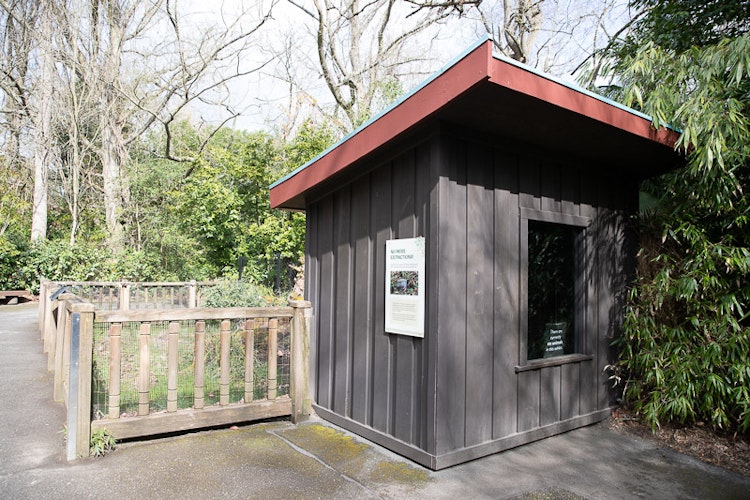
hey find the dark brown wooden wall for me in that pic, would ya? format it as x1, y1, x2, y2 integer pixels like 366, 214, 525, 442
305, 124, 637, 462
305, 138, 437, 452
433, 132, 636, 457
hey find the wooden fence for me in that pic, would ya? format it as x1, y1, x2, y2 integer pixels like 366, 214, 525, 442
38, 281, 312, 460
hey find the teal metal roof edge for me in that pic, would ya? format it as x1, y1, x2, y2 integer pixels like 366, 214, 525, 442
489, 49, 679, 132
269, 35, 492, 190
490, 50, 655, 121
270, 35, 678, 191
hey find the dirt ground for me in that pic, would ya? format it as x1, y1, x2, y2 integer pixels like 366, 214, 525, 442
607, 407, 750, 477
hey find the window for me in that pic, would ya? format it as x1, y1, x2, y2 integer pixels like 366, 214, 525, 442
520, 209, 589, 364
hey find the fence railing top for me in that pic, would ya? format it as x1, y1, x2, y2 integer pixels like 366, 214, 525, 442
94, 306, 298, 323
44, 280, 217, 287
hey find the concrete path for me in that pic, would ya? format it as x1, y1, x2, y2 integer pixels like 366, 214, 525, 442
1, 302, 748, 499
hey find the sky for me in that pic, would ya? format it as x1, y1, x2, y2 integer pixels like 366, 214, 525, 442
179, 0, 632, 134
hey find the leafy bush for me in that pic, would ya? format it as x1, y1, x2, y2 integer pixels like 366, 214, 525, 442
6, 240, 171, 293
201, 279, 279, 308
619, 216, 750, 433
0, 236, 27, 290
610, 35, 750, 434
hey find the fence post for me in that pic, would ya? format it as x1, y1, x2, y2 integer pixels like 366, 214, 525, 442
119, 283, 130, 310
188, 280, 197, 308
67, 302, 95, 460
47, 300, 58, 372
289, 300, 312, 424
39, 281, 47, 340
54, 295, 75, 403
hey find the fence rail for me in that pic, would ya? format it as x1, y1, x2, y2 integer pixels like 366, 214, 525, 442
38, 281, 312, 460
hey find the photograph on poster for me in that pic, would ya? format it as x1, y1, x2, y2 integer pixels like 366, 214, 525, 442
385, 237, 425, 337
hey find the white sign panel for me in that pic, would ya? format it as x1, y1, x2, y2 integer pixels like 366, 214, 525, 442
385, 237, 425, 337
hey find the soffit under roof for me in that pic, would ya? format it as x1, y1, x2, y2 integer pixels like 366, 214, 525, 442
270, 39, 682, 210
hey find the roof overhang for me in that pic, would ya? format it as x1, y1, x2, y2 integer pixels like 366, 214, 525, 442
270, 38, 683, 210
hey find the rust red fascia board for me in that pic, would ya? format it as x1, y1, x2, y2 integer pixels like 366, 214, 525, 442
486, 53, 680, 148
269, 39, 495, 210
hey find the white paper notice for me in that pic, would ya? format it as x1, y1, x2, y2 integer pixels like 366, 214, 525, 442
385, 237, 425, 337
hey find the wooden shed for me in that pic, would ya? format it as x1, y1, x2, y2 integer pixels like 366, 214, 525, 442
270, 38, 682, 470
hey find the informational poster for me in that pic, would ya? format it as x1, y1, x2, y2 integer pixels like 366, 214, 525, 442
385, 237, 425, 337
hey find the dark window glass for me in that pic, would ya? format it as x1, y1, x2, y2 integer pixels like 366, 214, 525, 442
527, 220, 580, 360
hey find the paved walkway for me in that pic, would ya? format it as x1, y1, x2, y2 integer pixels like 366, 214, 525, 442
1, 302, 749, 499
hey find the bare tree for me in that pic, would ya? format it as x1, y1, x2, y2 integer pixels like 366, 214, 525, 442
0, 0, 37, 238
285, 0, 464, 132
1, 0, 276, 249
470, 0, 633, 75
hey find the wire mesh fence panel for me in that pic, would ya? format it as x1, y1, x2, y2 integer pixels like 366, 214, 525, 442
91, 322, 110, 419
229, 319, 247, 404
147, 321, 170, 413
119, 322, 141, 417
177, 320, 196, 410
277, 318, 291, 398
254, 320, 269, 400
90, 310, 295, 427
203, 319, 222, 407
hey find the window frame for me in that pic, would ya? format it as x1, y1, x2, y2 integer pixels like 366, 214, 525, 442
517, 207, 592, 369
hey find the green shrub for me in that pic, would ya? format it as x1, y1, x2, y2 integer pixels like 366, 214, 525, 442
618, 216, 750, 434
201, 279, 278, 308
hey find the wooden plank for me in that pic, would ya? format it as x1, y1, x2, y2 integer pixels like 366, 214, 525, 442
518, 157, 541, 209
95, 306, 293, 323
493, 147, 520, 439
540, 365, 561, 426
306, 203, 320, 402
436, 137, 467, 453
465, 143, 494, 447
371, 163, 393, 433
561, 166, 580, 216
579, 175, 598, 414
350, 176, 372, 424
333, 188, 352, 416
597, 183, 615, 411
290, 300, 313, 423
424, 135, 442, 454
92, 399, 292, 441
75, 308, 95, 458
540, 162, 562, 213
413, 140, 432, 450
392, 150, 418, 444
517, 370, 540, 431
316, 195, 335, 409
560, 362, 580, 420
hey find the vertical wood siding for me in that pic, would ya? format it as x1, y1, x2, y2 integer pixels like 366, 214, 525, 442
306, 139, 435, 449
433, 132, 634, 448
305, 126, 635, 463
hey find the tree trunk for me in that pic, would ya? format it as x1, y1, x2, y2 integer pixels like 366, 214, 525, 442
30, 2, 54, 243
